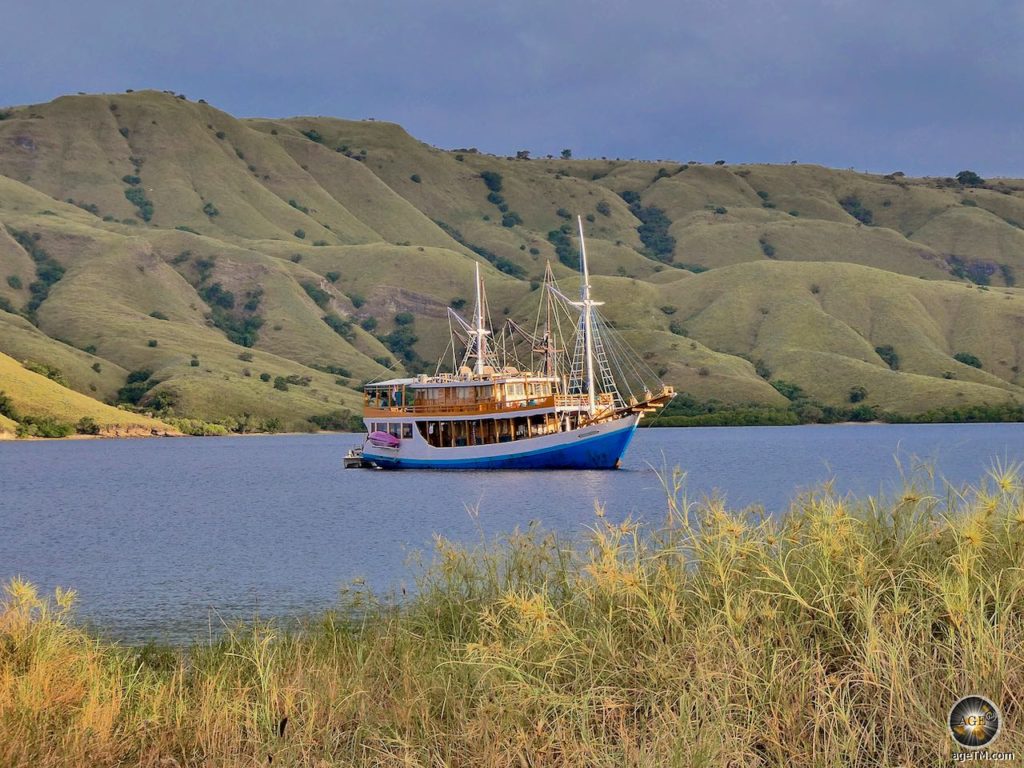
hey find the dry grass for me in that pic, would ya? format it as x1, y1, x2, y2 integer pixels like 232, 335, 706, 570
4, 469, 1024, 765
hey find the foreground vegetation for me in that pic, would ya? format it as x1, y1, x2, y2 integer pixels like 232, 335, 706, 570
4, 469, 1024, 765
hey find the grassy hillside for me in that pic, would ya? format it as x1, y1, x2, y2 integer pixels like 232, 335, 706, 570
0, 351, 176, 437
1, 89, 1023, 432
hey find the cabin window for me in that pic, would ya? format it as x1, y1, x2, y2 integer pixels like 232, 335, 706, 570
457, 386, 473, 400
507, 383, 525, 398
478, 385, 493, 399
402, 423, 413, 439
388, 424, 401, 438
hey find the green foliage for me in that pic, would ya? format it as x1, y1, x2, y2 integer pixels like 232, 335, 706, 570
348, 292, 366, 308
668, 321, 687, 336
259, 372, 271, 382
326, 271, 341, 283
771, 380, 805, 401
75, 417, 100, 435
617, 191, 675, 262
200, 282, 235, 310
16, 416, 74, 438
956, 170, 984, 187
238, 351, 254, 362
394, 311, 415, 326
149, 310, 168, 320
501, 212, 522, 228
596, 200, 611, 217
294, 229, 306, 239
433, 220, 525, 278
202, 202, 219, 218
759, 237, 775, 258
124, 187, 154, 222
243, 289, 263, 312
547, 228, 578, 270
947, 255, 991, 285
659, 305, 677, 315
849, 385, 867, 403
288, 199, 309, 214
6, 275, 21, 289
410, 174, 421, 183
301, 129, 324, 143
875, 345, 899, 370
122, 175, 141, 186
214, 314, 264, 347
480, 171, 503, 193
117, 370, 156, 405
310, 363, 352, 377
360, 316, 377, 332
323, 313, 356, 340
0, 390, 17, 419
307, 410, 361, 431
273, 376, 289, 391
839, 195, 873, 225
7, 228, 65, 321
23, 360, 69, 387
147, 339, 158, 347
301, 281, 331, 309
381, 326, 419, 364
953, 352, 982, 369
754, 359, 771, 379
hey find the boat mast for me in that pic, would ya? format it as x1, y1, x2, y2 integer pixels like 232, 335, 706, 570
578, 216, 597, 416
473, 262, 488, 376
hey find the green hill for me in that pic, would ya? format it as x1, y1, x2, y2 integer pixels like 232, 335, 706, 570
1, 89, 1023, 432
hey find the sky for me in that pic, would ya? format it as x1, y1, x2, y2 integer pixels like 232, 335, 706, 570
3, 0, 1023, 177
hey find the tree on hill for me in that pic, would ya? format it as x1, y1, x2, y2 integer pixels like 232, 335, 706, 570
956, 170, 984, 187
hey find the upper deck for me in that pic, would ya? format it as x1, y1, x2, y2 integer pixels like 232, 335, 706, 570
363, 372, 612, 417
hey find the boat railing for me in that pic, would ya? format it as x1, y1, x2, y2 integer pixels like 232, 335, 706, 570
554, 393, 615, 409
365, 395, 558, 417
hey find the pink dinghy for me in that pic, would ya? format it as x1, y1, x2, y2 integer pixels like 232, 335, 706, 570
368, 431, 401, 449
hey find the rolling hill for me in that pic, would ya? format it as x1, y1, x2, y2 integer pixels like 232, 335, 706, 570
1, 89, 1023, 434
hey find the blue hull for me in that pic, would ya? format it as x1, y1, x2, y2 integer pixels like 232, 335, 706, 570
365, 422, 638, 470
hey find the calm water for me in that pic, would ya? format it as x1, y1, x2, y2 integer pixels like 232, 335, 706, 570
2, 424, 1022, 642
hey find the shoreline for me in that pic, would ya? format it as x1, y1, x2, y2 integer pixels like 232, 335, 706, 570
3, 418, 1019, 444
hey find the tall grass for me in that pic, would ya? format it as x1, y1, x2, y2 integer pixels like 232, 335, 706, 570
3, 467, 1024, 766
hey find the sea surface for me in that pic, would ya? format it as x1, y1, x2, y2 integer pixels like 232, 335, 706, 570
2, 423, 1023, 642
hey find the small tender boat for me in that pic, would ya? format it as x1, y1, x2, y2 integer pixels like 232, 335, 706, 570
350, 217, 674, 470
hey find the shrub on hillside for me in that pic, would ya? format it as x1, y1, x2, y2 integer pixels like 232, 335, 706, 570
480, 171, 503, 193
23, 361, 69, 387
839, 195, 873, 225
301, 281, 331, 309
954, 352, 983, 369
875, 345, 899, 370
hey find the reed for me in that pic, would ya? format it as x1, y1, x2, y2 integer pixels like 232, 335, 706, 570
3, 466, 1024, 766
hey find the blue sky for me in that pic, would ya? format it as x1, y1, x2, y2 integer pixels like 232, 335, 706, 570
4, 0, 1022, 176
